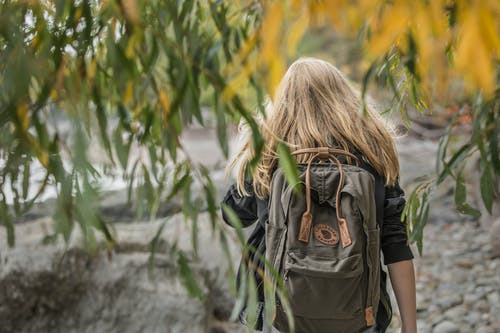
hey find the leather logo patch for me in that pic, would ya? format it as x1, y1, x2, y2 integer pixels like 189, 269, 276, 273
314, 224, 339, 246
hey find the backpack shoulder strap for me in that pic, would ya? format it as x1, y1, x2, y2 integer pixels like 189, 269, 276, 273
357, 156, 385, 227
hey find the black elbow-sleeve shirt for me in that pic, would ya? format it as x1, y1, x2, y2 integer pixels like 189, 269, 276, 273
381, 183, 414, 264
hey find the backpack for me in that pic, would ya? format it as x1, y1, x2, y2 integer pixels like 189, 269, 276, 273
265, 147, 381, 333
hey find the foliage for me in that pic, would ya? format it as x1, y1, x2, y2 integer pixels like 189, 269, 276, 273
0, 0, 264, 248
0, 0, 499, 330
246, 0, 500, 255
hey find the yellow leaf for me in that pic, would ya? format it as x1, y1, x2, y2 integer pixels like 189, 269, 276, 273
290, 0, 302, 12
124, 80, 134, 103
158, 90, 171, 124
222, 55, 258, 102
287, 12, 309, 56
308, 0, 327, 26
325, 0, 348, 32
267, 56, 285, 97
236, 32, 257, 62
455, 9, 495, 97
434, 61, 449, 100
223, 33, 257, 77
75, 7, 83, 21
367, 2, 410, 55
413, 2, 432, 78
125, 32, 141, 59
88, 58, 97, 80
31, 35, 39, 49
50, 89, 58, 101
428, 0, 448, 37
38, 151, 49, 168
121, 0, 140, 24
16, 102, 29, 130
478, 4, 500, 56
260, 2, 284, 62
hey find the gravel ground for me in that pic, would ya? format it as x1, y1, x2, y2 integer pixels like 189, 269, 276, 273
385, 136, 500, 333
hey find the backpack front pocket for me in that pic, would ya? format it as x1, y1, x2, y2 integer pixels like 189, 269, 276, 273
283, 252, 364, 319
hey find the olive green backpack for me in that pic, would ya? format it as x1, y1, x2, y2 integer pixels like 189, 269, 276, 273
265, 147, 381, 333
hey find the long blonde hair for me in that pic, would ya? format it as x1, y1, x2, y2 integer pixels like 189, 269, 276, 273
229, 57, 400, 198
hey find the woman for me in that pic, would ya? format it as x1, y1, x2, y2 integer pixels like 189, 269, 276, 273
222, 58, 417, 333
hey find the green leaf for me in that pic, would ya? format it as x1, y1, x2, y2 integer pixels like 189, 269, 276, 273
22, 160, 30, 200
113, 127, 132, 170
1, 201, 15, 247
436, 127, 451, 175
457, 203, 481, 218
246, 271, 258, 330
480, 163, 494, 214
230, 261, 248, 321
127, 159, 140, 203
455, 171, 481, 218
233, 98, 263, 169
190, 214, 199, 258
489, 107, 500, 175
416, 201, 428, 255
454, 171, 467, 208
148, 219, 168, 273
437, 143, 472, 184
93, 88, 114, 162
215, 94, 228, 158
177, 251, 204, 300
202, 177, 217, 229
277, 143, 300, 191
166, 171, 192, 201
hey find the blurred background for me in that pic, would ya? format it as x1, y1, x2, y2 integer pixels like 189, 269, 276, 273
0, 1, 499, 333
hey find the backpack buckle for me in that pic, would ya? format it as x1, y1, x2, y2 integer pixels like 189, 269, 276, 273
317, 147, 330, 159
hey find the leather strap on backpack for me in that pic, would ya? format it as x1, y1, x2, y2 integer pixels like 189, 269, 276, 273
291, 147, 358, 248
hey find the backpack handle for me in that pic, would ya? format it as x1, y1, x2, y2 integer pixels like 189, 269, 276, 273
294, 147, 353, 248
291, 147, 360, 166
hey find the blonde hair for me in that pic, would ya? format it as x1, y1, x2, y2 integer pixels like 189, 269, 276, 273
229, 57, 400, 198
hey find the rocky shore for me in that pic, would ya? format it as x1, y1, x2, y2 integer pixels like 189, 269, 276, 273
0, 128, 498, 333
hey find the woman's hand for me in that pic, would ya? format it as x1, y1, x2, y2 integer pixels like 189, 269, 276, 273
387, 259, 417, 333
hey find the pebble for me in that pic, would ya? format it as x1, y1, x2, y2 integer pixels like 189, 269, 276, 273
432, 320, 459, 333
454, 258, 475, 268
436, 295, 463, 311
476, 299, 490, 313
464, 292, 486, 305
465, 312, 481, 325
389, 220, 500, 332
442, 306, 465, 320
475, 327, 496, 333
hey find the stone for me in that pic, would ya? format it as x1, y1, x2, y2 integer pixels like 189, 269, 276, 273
476, 299, 490, 313
475, 327, 496, 333
464, 292, 486, 305
437, 295, 463, 311
487, 292, 499, 305
0, 213, 241, 333
454, 258, 475, 269
465, 312, 482, 325
417, 319, 433, 333
443, 306, 466, 320
490, 219, 500, 259
432, 320, 459, 333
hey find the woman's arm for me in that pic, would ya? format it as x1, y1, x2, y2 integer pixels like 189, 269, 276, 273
388, 259, 417, 333
221, 180, 258, 227
381, 182, 416, 333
